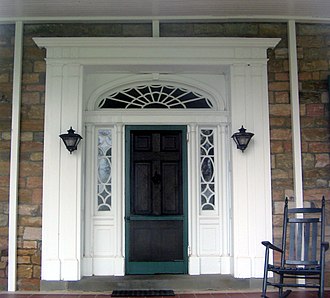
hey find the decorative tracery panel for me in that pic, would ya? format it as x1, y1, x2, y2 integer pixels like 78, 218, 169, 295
98, 84, 214, 109
200, 129, 216, 211
97, 129, 112, 211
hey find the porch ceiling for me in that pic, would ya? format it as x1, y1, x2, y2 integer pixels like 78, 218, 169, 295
0, 0, 329, 21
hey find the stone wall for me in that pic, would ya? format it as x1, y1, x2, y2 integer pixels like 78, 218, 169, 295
0, 21, 328, 291
297, 24, 330, 197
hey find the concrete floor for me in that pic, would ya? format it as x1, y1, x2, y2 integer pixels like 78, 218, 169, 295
0, 291, 328, 297
40, 275, 263, 293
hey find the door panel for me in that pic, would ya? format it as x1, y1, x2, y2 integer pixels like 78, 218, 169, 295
162, 162, 180, 214
125, 126, 187, 274
130, 220, 183, 262
133, 162, 152, 214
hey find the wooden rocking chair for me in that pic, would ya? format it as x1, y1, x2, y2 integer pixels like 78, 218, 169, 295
261, 196, 329, 298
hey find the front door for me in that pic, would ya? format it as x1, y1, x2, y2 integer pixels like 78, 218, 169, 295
125, 125, 188, 274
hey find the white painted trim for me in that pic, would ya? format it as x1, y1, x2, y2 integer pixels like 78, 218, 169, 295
84, 110, 229, 126
114, 123, 125, 276
86, 74, 226, 112
187, 124, 200, 275
34, 37, 279, 55
8, 21, 23, 292
152, 20, 160, 37
33, 37, 280, 71
1, 16, 330, 24
230, 63, 273, 278
288, 20, 303, 207
38, 37, 279, 279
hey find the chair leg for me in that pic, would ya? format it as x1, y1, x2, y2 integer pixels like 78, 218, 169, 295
281, 289, 292, 298
320, 273, 325, 298
261, 277, 268, 297
279, 274, 284, 297
261, 249, 270, 298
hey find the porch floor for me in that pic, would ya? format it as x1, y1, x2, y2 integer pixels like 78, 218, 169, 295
0, 290, 329, 297
1, 275, 328, 297
39, 275, 263, 293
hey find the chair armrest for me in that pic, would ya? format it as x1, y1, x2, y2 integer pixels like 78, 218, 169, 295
262, 241, 283, 253
321, 242, 329, 251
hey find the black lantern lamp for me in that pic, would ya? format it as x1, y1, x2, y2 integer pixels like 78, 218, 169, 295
59, 127, 83, 154
231, 126, 254, 152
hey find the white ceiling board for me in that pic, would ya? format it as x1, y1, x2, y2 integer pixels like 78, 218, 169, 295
0, 0, 329, 20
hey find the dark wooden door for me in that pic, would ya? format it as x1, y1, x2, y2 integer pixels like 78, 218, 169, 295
125, 126, 188, 274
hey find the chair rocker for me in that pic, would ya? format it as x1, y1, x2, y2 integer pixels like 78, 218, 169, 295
261, 196, 329, 298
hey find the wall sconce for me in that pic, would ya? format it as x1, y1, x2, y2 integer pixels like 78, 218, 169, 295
59, 127, 83, 154
231, 126, 254, 152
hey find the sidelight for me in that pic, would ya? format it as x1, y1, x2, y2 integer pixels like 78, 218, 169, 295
97, 129, 112, 211
200, 129, 216, 211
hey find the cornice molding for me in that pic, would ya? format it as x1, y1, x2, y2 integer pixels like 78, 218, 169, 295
1, 16, 330, 24
33, 37, 281, 64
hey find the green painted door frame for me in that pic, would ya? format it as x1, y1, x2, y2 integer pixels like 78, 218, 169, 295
125, 125, 188, 274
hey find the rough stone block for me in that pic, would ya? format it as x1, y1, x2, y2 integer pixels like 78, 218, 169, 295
23, 227, 41, 241
302, 128, 328, 142
275, 154, 293, 169
22, 241, 37, 249
271, 141, 284, 153
302, 153, 315, 168
22, 73, 40, 84
17, 264, 32, 278
306, 103, 325, 116
30, 152, 43, 161
269, 104, 291, 116
17, 255, 31, 264
270, 117, 286, 127
299, 60, 328, 71
18, 204, 40, 216
33, 61, 46, 72
20, 161, 42, 177
22, 92, 40, 105
274, 91, 289, 103
0, 214, 8, 227
19, 216, 42, 227
17, 277, 40, 291
272, 169, 290, 179
315, 154, 330, 168
269, 81, 290, 91
271, 129, 291, 140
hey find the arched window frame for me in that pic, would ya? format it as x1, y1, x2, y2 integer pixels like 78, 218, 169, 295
86, 75, 227, 112
97, 83, 215, 110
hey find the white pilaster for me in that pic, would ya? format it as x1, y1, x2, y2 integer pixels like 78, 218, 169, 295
41, 62, 63, 280
114, 123, 125, 276
58, 64, 83, 280
188, 123, 200, 275
42, 63, 83, 280
230, 63, 272, 278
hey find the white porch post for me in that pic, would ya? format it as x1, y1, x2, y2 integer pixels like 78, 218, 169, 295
8, 20, 23, 292
288, 20, 304, 207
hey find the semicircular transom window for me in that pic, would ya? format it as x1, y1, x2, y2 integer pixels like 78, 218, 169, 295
98, 84, 214, 109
